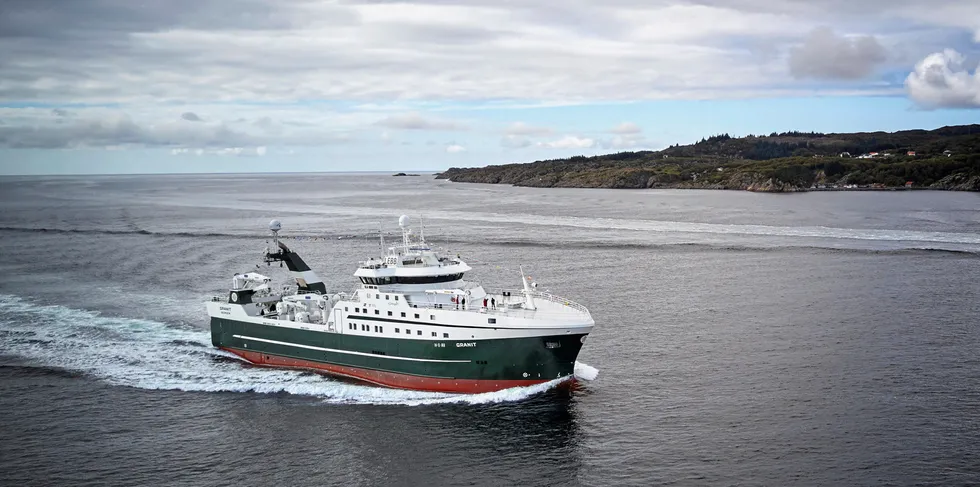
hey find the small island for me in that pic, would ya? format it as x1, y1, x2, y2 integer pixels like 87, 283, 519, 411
392, 172, 421, 177
437, 124, 980, 192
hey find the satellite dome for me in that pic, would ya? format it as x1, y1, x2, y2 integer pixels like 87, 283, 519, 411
269, 219, 282, 232
398, 215, 409, 228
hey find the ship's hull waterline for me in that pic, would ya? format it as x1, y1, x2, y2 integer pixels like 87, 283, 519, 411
211, 317, 588, 393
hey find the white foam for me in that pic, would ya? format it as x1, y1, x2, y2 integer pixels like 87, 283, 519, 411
0, 294, 590, 406
574, 362, 599, 381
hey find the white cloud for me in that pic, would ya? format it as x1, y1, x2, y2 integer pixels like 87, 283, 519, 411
0, 0, 978, 156
375, 112, 466, 131
172, 146, 268, 157
905, 49, 980, 108
504, 122, 553, 136
501, 135, 533, 148
0, 0, 932, 106
610, 122, 642, 134
789, 27, 887, 80
600, 135, 649, 150
446, 144, 466, 153
537, 135, 596, 149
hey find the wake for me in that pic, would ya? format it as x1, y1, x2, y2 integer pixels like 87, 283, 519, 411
0, 295, 597, 406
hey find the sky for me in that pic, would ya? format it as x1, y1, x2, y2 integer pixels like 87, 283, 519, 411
1, 0, 979, 175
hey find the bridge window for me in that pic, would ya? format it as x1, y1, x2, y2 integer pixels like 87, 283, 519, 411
395, 328, 400, 333
395, 296, 399, 301
406, 329, 411, 335
401, 312, 406, 318
417, 330, 422, 336
414, 313, 420, 319
443, 333, 449, 338
387, 311, 392, 316
385, 295, 389, 300
432, 332, 437, 337
374, 310, 379, 315
355, 307, 360, 313
488, 318, 496, 324
430, 315, 435, 320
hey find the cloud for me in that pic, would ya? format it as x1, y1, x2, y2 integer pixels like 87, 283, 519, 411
445, 144, 466, 153
788, 27, 887, 80
504, 122, 553, 136
171, 146, 267, 157
0, 0, 933, 106
0, 107, 353, 149
0, 0, 978, 159
375, 112, 466, 131
501, 135, 533, 148
181, 111, 203, 122
600, 134, 649, 150
905, 49, 980, 108
537, 135, 596, 149
609, 122, 642, 134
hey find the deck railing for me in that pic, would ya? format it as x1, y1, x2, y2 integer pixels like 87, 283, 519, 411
402, 289, 590, 317
498, 290, 591, 316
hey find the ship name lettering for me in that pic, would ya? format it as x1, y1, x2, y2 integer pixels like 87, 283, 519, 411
455, 342, 476, 348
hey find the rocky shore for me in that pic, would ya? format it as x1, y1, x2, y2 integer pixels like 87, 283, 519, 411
436, 124, 980, 193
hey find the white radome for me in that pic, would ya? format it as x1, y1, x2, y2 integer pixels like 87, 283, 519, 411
398, 215, 409, 228
269, 219, 282, 232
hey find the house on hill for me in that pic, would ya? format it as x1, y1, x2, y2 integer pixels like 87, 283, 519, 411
907, 151, 916, 156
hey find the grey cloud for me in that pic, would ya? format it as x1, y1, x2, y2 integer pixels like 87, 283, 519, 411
51, 108, 72, 117
0, 0, 348, 41
789, 27, 887, 80
0, 113, 350, 149
181, 112, 203, 122
375, 113, 466, 131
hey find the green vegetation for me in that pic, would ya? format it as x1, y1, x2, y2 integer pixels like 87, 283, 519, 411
437, 125, 980, 192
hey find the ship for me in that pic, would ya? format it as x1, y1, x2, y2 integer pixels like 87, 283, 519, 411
207, 216, 595, 393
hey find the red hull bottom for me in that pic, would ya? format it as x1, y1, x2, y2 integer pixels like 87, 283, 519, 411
223, 347, 562, 394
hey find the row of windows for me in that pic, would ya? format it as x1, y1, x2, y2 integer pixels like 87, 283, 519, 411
359, 274, 464, 285
349, 306, 437, 321
347, 321, 449, 339
348, 323, 387, 333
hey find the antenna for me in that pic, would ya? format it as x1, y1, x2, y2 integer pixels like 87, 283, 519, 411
379, 220, 385, 253
419, 213, 425, 243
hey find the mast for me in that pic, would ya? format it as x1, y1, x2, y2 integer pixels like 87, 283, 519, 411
520, 265, 537, 310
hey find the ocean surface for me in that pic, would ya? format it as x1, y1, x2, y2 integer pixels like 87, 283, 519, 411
1, 173, 979, 486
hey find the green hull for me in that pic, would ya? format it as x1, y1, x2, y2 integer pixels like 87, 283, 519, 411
211, 317, 586, 382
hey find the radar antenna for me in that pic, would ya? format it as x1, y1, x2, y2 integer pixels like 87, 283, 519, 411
269, 219, 282, 249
